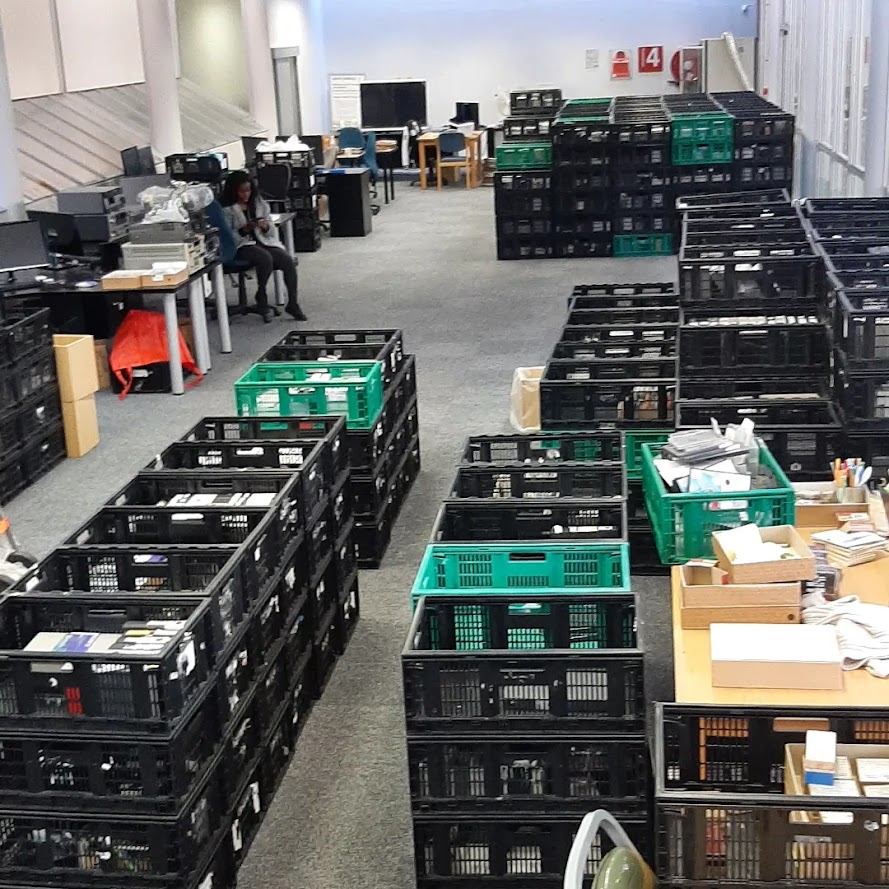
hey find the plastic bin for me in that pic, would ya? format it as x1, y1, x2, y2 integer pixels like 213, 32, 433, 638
547, 354, 677, 381
0, 308, 51, 367
234, 360, 384, 430
410, 544, 631, 606
641, 441, 795, 564
403, 594, 643, 733
495, 142, 552, 170
623, 429, 673, 480
613, 233, 674, 256
461, 431, 623, 465
553, 337, 675, 363
510, 89, 562, 116
836, 353, 889, 429
407, 734, 649, 814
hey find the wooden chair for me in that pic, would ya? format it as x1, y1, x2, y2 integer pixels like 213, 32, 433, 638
437, 131, 472, 190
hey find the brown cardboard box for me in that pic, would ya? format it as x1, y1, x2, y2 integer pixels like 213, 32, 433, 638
510, 367, 543, 433
712, 525, 816, 584
94, 341, 111, 391
141, 268, 189, 288
61, 395, 99, 457
102, 271, 145, 290
679, 564, 800, 628
178, 320, 194, 353
53, 334, 99, 403
794, 481, 868, 526
710, 623, 843, 690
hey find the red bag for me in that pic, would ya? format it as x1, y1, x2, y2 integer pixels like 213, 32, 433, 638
110, 309, 202, 398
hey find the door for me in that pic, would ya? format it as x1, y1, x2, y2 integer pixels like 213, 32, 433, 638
272, 47, 302, 137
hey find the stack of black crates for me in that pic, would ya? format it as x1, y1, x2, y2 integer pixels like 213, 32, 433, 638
258, 329, 420, 567
495, 90, 796, 260
5, 413, 359, 889
539, 282, 679, 574
0, 306, 66, 500
404, 432, 650, 888
677, 190, 839, 479
802, 196, 889, 475
254, 146, 321, 253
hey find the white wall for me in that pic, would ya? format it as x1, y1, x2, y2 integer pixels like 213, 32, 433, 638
0, 0, 61, 99
176, 0, 250, 109
56, 0, 145, 92
321, 0, 758, 126
267, 0, 328, 133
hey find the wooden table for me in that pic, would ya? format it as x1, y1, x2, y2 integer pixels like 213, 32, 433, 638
336, 148, 364, 167
417, 131, 483, 190
671, 527, 889, 707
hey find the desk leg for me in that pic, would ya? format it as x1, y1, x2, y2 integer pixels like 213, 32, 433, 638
163, 293, 185, 395
188, 279, 211, 373
384, 169, 390, 204
390, 167, 396, 201
419, 142, 427, 189
436, 144, 442, 190
212, 263, 232, 354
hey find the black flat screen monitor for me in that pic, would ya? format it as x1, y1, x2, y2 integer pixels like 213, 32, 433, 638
361, 81, 427, 128
454, 102, 480, 127
0, 221, 51, 275
242, 136, 265, 167
27, 211, 83, 257
137, 146, 155, 174
121, 146, 141, 176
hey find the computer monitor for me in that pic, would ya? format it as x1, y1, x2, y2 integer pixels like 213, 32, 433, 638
360, 80, 427, 128
454, 102, 480, 127
121, 146, 142, 176
137, 146, 156, 174
0, 221, 51, 277
27, 211, 83, 257
241, 136, 265, 167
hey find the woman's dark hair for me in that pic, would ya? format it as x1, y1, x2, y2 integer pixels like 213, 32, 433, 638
221, 170, 255, 208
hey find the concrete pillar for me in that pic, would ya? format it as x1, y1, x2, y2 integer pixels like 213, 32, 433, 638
241, 0, 278, 134
0, 19, 23, 220
136, 0, 184, 159
864, 0, 889, 195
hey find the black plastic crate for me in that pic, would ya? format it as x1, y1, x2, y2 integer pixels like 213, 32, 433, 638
678, 313, 829, 378
613, 187, 675, 214
333, 570, 360, 655
0, 347, 57, 414
843, 431, 889, 478
677, 187, 789, 211
611, 165, 672, 190
330, 468, 353, 535
494, 191, 550, 217
628, 524, 668, 576
496, 216, 551, 237
802, 196, 889, 217
683, 211, 801, 237
310, 593, 339, 699
306, 553, 337, 626
672, 164, 733, 195
249, 552, 309, 672
0, 447, 26, 502
0, 308, 51, 367
734, 140, 793, 164
546, 354, 676, 383
449, 464, 626, 500
551, 168, 610, 192
612, 142, 670, 168
566, 306, 679, 327
612, 209, 676, 235
677, 378, 835, 424
262, 328, 404, 386
0, 592, 215, 734
541, 373, 675, 428
14, 389, 62, 446
354, 497, 393, 569
403, 595, 642, 734
553, 337, 675, 363
19, 423, 66, 485
332, 519, 357, 591
293, 229, 321, 252
497, 236, 554, 261
408, 733, 648, 815
413, 815, 651, 887
510, 88, 562, 116
836, 353, 889, 429
553, 237, 614, 259
462, 431, 623, 466
179, 414, 349, 482
551, 215, 611, 238
568, 282, 678, 307
503, 116, 555, 140
832, 268, 889, 290
682, 224, 810, 251
494, 170, 551, 196
146, 438, 327, 522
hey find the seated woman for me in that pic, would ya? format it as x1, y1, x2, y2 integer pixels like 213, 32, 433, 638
221, 170, 307, 322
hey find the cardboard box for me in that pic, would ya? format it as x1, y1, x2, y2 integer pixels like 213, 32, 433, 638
679, 563, 800, 628
53, 334, 99, 403
712, 525, 816, 584
141, 267, 189, 288
710, 623, 843, 690
178, 320, 194, 353
793, 481, 866, 526
61, 395, 99, 458
102, 270, 145, 290
510, 366, 543, 433
94, 340, 111, 391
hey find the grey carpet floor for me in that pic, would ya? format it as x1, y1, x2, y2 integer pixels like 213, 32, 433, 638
7, 183, 677, 889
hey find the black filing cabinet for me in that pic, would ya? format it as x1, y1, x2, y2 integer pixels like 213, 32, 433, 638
327, 168, 373, 237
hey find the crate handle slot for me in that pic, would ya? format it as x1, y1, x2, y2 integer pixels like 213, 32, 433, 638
773, 717, 830, 733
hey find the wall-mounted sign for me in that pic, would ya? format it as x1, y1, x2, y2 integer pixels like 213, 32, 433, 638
611, 50, 632, 80
638, 45, 664, 73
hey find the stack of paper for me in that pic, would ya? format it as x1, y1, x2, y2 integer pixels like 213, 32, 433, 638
810, 530, 889, 568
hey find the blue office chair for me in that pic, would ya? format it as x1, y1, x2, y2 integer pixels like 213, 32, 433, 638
205, 200, 273, 319
363, 132, 380, 184
338, 127, 365, 150
437, 131, 471, 189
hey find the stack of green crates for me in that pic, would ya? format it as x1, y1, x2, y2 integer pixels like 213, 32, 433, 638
641, 440, 795, 564
495, 142, 552, 170
234, 360, 384, 430
670, 112, 734, 165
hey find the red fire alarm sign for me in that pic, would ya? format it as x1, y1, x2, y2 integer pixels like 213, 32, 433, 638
611, 50, 632, 80
638, 45, 664, 73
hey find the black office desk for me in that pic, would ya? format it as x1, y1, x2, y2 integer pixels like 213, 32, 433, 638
323, 169, 373, 237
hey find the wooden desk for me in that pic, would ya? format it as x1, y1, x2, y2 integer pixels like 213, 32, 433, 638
336, 148, 364, 167
417, 131, 483, 190
671, 528, 889, 707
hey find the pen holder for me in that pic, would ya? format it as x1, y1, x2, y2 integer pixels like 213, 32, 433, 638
836, 485, 868, 505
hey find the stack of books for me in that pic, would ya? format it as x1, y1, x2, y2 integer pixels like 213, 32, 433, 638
811, 529, 888, 568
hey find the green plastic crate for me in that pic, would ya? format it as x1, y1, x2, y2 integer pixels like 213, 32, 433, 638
623, 429, 672, 480
410, 542, 631, 608
496, 143, 552, 170
234, 360, 384, 430
670, 111, 734, 165
420, 596, 637, 651
640, 442, 795, 564
613, 234, 674, 257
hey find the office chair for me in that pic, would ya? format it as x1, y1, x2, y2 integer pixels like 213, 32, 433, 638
337, 126, 365, 167
363, 132, 382, 215
256, 164, 292, 210
205, 200, 278, 320
437, 131, 472, 189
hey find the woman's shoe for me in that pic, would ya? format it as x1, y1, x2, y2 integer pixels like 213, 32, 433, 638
286, 303, 308, 322
261, 308, 275, 323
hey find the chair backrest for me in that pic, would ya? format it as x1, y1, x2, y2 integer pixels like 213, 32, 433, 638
338, 127, 365, 149
363, 132, 380, 176
256, 164, 292, 201
439, 131, 466, 154
205, 200, 238, 264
